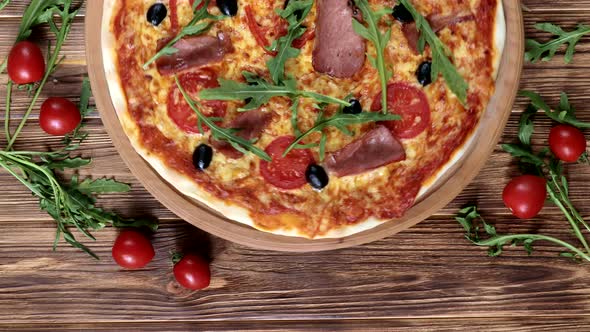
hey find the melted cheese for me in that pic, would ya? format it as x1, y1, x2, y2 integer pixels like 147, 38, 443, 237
103, 0, 505, 239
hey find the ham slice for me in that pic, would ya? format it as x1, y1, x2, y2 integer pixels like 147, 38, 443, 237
312, 0, 366, 78
402, 12, 475, 53
156, 31, 234, 75
210, 109, 271, 159
325, 125, 406, 177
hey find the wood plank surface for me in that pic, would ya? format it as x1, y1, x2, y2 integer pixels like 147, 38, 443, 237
2, 0, 590, 330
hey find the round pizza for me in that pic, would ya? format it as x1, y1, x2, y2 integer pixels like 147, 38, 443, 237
102, 0, 505, 238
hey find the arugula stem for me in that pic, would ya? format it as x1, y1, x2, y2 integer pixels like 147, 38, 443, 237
0, 158, 46, 198
6, 76, 48, 150
474, 234, 590, 262
142, 0, 218, 69
142, 22, 211, 69
175, 77, 272, 161
354, 0, 390, 114
546, 182, 590, 254
547, 168, 590, 234
4, 81, 13, 143
300, 91, 351, 107
0, 150, 60, 156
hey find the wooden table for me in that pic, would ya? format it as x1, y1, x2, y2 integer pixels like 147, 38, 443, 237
1, 1, 590, 330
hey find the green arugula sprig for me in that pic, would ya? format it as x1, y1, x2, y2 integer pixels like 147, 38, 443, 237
398, 0, 468, 104
267, 0, 313, 84
0, 0, 9, 13
456, 206, 590, 261
525, 23, 590, 64
4, 0, 78, 150
283, 109, 400, 160
353, 0, 393, 114
175, 76, 272, 161
457, 91, 590, 262
63, 78, 93, 149
143, 0, 225, 69
0, 79, 158, 258
200, 72, 351, 111
0, 152, 156, 259
520, 90, 590, 129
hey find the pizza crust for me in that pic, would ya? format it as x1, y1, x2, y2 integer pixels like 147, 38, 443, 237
101, 0, 506, 239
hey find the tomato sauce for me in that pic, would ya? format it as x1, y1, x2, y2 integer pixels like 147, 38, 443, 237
111, 0, 498, 238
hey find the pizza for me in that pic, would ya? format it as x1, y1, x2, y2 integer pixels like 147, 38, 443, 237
101, 0, 505, 238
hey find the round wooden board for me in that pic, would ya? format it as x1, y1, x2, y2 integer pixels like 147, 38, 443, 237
85, 0, 524, 252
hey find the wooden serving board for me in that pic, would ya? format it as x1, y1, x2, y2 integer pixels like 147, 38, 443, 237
85, 0, 524, 251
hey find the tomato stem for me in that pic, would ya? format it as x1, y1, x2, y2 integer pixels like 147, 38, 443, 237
171, 252, 184, 265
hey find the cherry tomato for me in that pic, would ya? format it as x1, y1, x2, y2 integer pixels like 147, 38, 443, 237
173, 253, 211, 290
260, 136, 314, 189
371, 83, 431, 139
167, 70, 226, 134
549, 124, 587, 163
502, 175, 547, 219
112, 230, 155, 269
7, 41, 45, 84
39, 97, 82, 136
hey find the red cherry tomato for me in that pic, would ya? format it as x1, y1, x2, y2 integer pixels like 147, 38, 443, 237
173, 253, 211, 290
549, 124, 587, 163
260, 136, 314, 189
39, 97, 82, 136
371, 83, 431, 139
112, 230, 155, 269
502, 175, 547, 219
167, 70, 226, 134
7, 41, 46, 84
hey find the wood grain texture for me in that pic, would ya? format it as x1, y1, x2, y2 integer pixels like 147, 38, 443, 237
1, 0, 590, 330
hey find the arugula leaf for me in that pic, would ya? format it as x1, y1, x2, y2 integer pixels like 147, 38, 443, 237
353, 0, 392, 114
267, 0, 313, 84
45, 157, 92, 171
291, 99, 302, 137
398, 0, 468, 104
283, 111, 400, 158
518, 105, 537, 146
76, 178, 132, 195
143, 0, 225, 69
200, 72, 351, 111
175, 76, 272, 161
455, 205, 590, 261
525, 23, 590, 64
64, 77, 93, 148
502, 144, 545, 167
0, 0, 9, 12
520, 90, 590, 128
